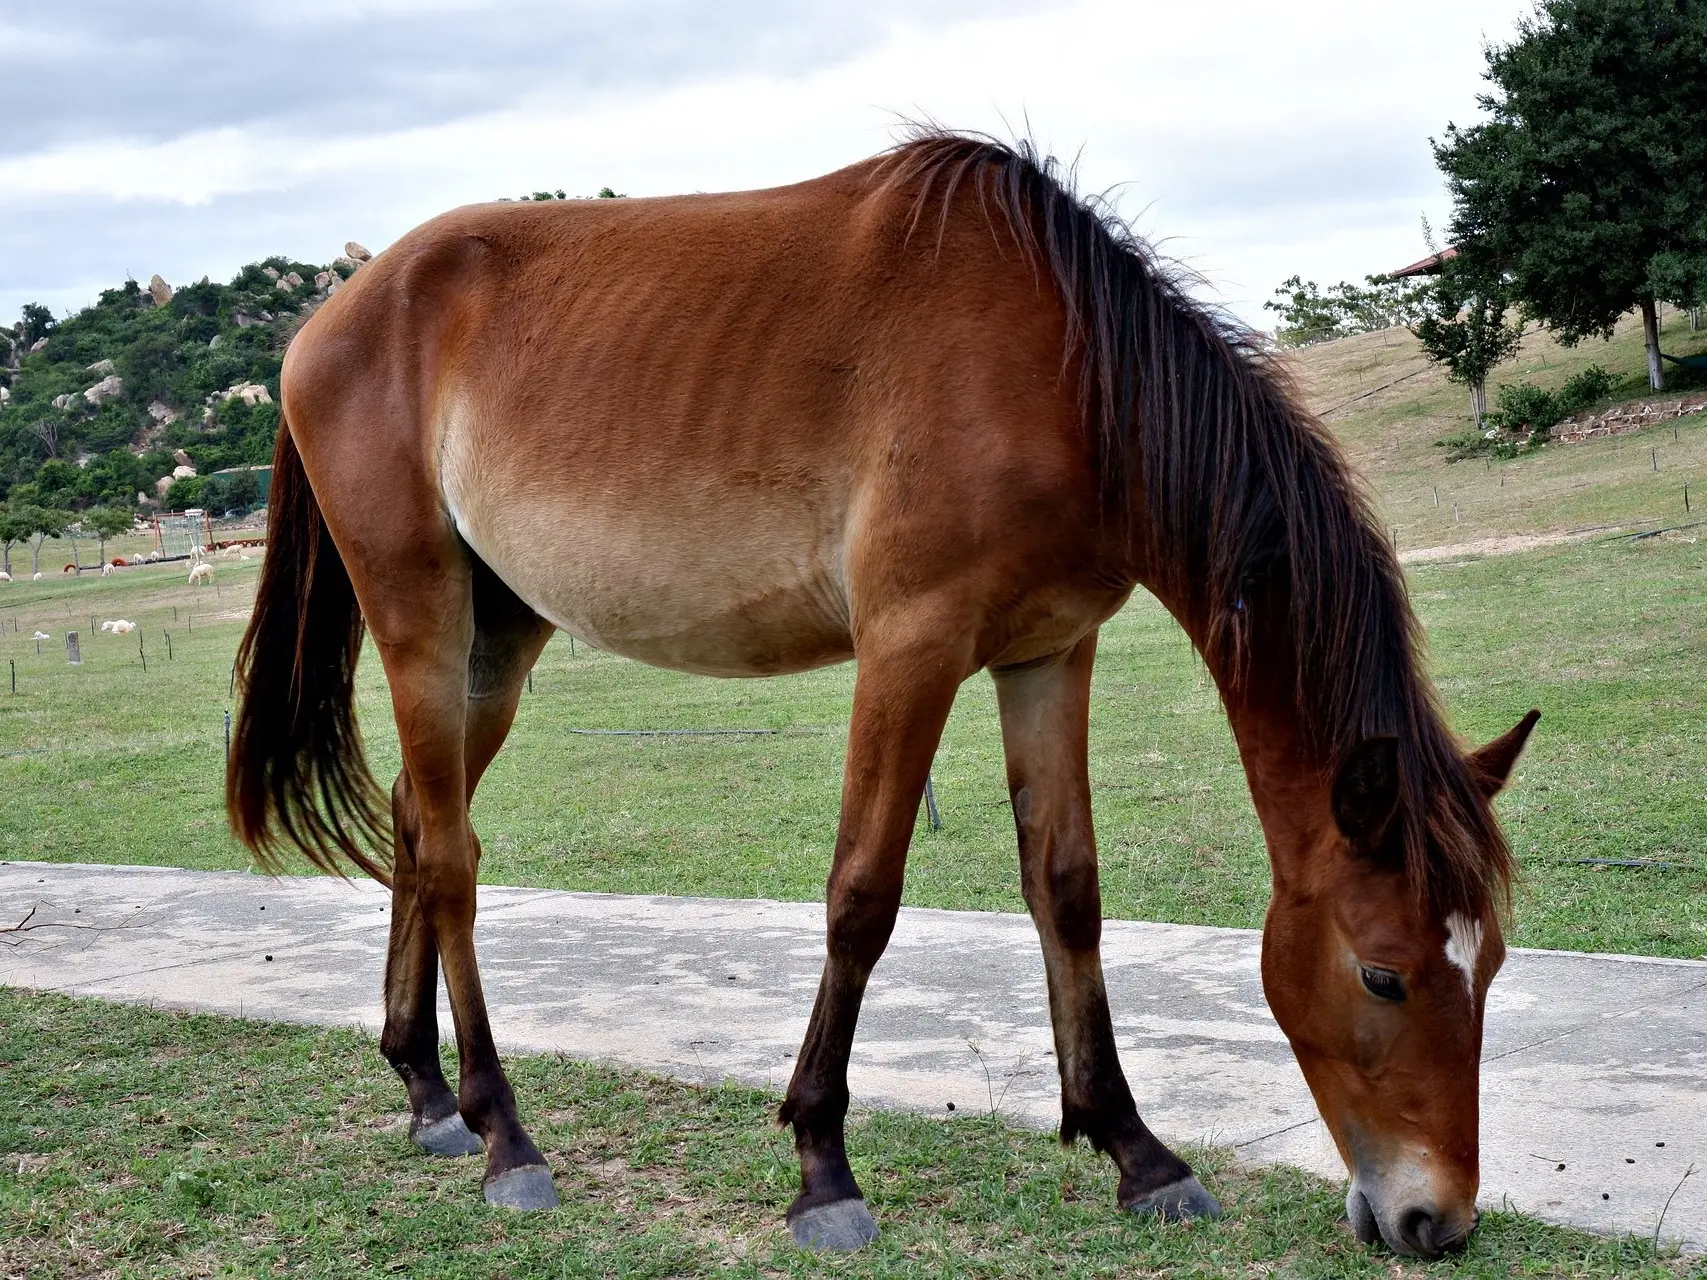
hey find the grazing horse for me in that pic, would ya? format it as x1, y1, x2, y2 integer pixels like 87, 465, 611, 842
227, 131, 1537, 1258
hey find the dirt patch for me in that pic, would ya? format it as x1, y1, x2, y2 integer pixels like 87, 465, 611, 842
1397, 526, 1621, 565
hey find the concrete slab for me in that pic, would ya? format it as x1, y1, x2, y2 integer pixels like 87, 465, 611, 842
2, 861, 1702, 1251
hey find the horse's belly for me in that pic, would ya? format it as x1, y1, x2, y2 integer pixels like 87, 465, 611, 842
453, 498, 854, 678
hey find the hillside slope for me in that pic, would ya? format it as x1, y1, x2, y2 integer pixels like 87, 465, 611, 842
1290, 309, 1707, 548
0, 252, 364, 513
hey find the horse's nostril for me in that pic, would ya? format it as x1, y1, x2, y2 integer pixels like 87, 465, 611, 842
1398, 1207, 1442, 1258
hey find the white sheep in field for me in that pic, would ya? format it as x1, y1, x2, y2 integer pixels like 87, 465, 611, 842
100, 563, 113, 577
188, 562, 214, 586
0, 571, 10, 582
32, 572, 42, 581
101, 620, 137, 634
32, 631, 49, 641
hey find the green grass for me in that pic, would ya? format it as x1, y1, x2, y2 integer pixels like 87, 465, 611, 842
1, 988, 1696, 1280
0, 532, 1701, 959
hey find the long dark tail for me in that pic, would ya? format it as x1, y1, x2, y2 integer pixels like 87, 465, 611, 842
226, 422, 390, 883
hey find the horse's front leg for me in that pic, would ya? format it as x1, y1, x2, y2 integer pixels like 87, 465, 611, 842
993, 633, 1221, 1221
779, 625, 967, 1250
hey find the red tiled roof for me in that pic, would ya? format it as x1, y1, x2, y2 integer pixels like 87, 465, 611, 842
1387, 246, 1458, 278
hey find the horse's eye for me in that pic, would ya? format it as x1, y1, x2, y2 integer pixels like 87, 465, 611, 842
1360, 966, 1406, 1002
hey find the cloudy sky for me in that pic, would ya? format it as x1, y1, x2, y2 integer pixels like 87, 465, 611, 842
2, 0, 1532, 329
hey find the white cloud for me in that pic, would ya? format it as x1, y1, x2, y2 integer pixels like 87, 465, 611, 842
0, 0, 1530, 326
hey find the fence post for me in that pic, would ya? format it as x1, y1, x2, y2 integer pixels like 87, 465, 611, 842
66, 632, 81, 665
923, 774, 942, 831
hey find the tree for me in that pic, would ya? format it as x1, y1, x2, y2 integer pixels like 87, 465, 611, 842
85, 506, 134, 564
0, 506, 30, 576
1410, 258, 1527, 424
1265, 274, 1427, 347
1434, 0, 1707, 391
18, 303, 55, 347
21, 506, 68, 575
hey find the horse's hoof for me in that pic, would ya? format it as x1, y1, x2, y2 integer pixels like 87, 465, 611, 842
484, 1164, 559, 1210
411, 1112, 483, 1157
788, 1198, 880, 1251
1125, 1175, 1222, 1222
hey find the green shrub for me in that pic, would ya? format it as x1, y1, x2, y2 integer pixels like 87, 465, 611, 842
1558, 364, 1617, 413
1488, 381, 1564, 435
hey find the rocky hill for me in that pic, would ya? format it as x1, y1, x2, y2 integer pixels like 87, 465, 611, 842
0, 243, 373, 514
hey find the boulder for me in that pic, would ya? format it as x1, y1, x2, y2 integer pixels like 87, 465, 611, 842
172, 448, 192, 467
147, 400, 178, 425
86, 358, 116, 375
0, 386, 9, 405
155, 475, 173, 497
29, 337, 47, 352
84, 375, 123, 405
282, 270, 304, 288
313, 271, 332, 290
220, 382, 273, 407
262, 266, 281, 281
149, 274, 173, 307
332, 255, 360, 271
172, 464, 197, 480
52, 392, 75, 410
208, 334, 222, 348
234, 312, 259, 328
344, 241, 372, 262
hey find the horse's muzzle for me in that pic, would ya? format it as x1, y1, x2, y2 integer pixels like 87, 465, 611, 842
1347, 1185, 1476, 1259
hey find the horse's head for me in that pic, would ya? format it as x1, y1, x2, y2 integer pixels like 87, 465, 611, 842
1258, 710, 1537, 1259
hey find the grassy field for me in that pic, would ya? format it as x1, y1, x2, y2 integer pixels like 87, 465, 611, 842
0, 525, 1700, 959
2, 988, 1696, 1280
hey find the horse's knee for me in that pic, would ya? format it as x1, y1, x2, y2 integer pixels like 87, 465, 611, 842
1044, 856, 1103, 954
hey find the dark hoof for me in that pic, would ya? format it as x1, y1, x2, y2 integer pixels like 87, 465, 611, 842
1125, 1175, 1221, 1222
412, 1112, 484, 1157
788, 1198, 880, 1251
484, 1164, 559, 1210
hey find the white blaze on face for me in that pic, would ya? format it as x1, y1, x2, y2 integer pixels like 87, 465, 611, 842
1444, 912, 1484, 994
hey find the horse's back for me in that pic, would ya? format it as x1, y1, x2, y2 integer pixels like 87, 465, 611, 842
284, 161, 1109, 675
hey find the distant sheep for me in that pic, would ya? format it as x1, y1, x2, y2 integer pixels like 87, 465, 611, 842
32, 572, 41, 581
188, 563, 214, 586
0, 571, 10, 582
101, 620, 137, 634
32, 631, 49, 640
100, 563, 113, 577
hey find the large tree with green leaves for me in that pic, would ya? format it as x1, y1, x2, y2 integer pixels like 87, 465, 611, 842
1434, 0, 1707, 391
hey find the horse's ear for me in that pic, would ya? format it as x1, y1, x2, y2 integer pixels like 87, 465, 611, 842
1468, 709, 1540, 797
1332, 737, 1401, 852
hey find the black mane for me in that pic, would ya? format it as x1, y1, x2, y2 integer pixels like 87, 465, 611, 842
879, 129, 1510, 915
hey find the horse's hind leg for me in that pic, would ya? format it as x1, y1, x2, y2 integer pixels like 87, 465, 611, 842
382, 770, 482, 1157
379, 560, 554, 1161
993, 634, 1221, 1222
355, 530, 556, 1209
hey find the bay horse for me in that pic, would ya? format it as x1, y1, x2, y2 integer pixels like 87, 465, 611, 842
227, 130, 1537, 1259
